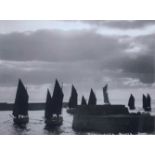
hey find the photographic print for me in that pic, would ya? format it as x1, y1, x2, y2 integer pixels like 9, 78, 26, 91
0, 20, 154, 135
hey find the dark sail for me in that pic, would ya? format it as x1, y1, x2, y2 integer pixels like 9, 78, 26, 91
13, 79, 29, 117
52, 79, 64, 115
143, 94, 151, 111
88, 89, 97, 105
128, 94, 135, 110
146, 94, 151, 111
68, 85, 78, 108
103, 84, 111, 104
143, 94, 147, 110
45, 89, 53, 119
81, 96, 87, 106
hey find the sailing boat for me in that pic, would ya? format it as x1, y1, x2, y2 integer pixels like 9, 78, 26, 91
103, 84, 111, 105
88, 89, 97, 105
128, 94, 135, 110
143, 94, 151, 111
45, 79, 64, 127
12, 79, 29, 124
81, 96, 87, 106
67, 85, 78, 114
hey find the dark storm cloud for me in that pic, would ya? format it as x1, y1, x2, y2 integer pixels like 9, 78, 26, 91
82, 20, 155, 29
118, 54, 154, 83
0, 60, 104, 86
123, 34, 155, 83
107, 33, 155, 84
0, 29, 154, 87
0, 30, 127, 61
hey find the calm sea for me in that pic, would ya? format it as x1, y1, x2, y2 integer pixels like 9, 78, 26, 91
0, 100, 155, 135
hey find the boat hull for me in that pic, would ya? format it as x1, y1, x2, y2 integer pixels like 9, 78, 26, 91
45, 116, 63, 128
13, 117, 29, 125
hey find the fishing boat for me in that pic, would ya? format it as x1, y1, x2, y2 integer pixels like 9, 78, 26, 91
128, 94, 135, 110
12, 79, 29, 125
67, 85, 78, 114
45, 80, 64, 128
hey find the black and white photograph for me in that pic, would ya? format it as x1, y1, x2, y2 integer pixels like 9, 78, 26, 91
0, 20, 154, 135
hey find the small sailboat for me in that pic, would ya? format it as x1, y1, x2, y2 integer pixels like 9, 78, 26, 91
128, 94, 135, 110
143, 94, 151, 111
67, 85, 78, 114
103, 84, 111, 105
88, 89, 97, 105
12, 79, 29, 125
45, 79, 64, 127
81, 96, 87, 106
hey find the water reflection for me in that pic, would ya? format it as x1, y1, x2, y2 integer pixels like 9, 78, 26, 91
12, 123, 30, 135
44, 126, 63, 135
0, 108, 155, 135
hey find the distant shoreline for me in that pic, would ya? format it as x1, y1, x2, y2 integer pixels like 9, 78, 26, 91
0, 102, 68, 111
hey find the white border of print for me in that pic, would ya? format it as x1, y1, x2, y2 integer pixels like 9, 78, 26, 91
0, 0, 155, 155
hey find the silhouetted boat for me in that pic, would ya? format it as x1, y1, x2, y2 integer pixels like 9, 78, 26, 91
143, 94, 151, 111
81, 96, 87, 106
88, 89, 97, 105
128, 94, 135, 110
45, 80, 64, 127
67, 85, 78, 114
103, 84, 111, 105
12, 79, 29, 125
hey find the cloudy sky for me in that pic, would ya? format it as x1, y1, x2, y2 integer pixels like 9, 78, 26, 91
0, 20, 154, 103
